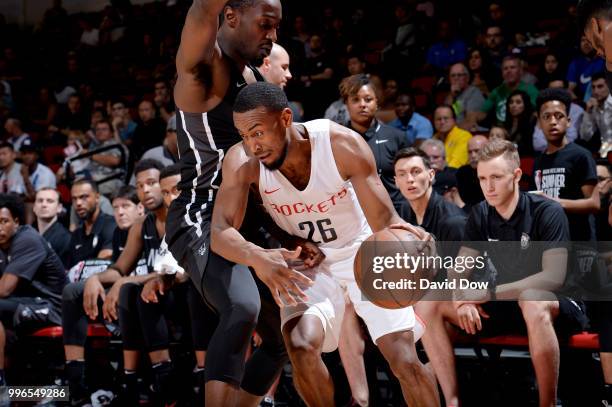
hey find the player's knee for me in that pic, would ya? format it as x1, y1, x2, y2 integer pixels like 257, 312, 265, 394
62, 282, 84, 304
286, 331, 321, 360
519, 299, 555, 326
387, 351, 421, 384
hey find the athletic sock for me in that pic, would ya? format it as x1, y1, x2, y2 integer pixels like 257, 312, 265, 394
122, 370, 139, 405
65, 360, 87, 404
152, 360, 175, 402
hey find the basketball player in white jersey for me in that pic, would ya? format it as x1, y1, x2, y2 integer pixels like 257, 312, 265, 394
211, 82, 439, 407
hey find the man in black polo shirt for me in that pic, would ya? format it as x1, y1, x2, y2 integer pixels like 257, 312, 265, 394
68, 179, 116, 267
394, 147, 466, 242
533, 88, 600, 242
418, 140, 587, 407
33, 187, 71, 267
0, 194, 67, 387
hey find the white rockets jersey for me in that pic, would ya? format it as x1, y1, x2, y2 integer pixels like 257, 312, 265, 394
259, 119, 372, 252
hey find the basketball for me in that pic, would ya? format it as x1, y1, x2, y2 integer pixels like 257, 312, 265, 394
354, 227, 437, 309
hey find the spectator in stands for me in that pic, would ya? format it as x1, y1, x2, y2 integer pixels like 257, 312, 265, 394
0, 142, 24, 195
54, 93, 89, 132
382, 3, 421, 77
537, 51, 563, 90
20, 141, 56, 223
394, 147, 466, 241
419, 139, 587, 407
139, 115, 178, 167
388, 91, 433, 145
533, 88, 600, 242
301, 34, 335, 119
482, 24, 506, 69
533, 78, 584, 153
68, 179, 116, 267
30, 86, 57, 135
258, 43, 293, 90
503, 90, 536, 157
568, 35, 605, 102
445, 62, 485, 131
0, 194, 67, 387
86, 119, 125, 198
580, 72, 612, 157
376, 78, 400, 123
33, 188, 70, 267
595, 159, 612, 241
477, 55, 539, 125
131, 100, 166, 161
489, 125, 510, 141
3, 118, 31, 154
324, 53, 368, 126
433, 105, 472, 168
110, 99, 136, 144
153, 79, 174, 123
341, 74, 409, 211
456, 134, 488, 209
466, 47, 500, 97
78, 15, 99, 48
420, 138, 459, 197
425, 19, 467, 75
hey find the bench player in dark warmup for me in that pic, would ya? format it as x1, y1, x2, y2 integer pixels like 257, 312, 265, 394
166, 1, 311, 405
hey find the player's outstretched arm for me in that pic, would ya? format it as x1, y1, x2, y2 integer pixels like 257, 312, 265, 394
211, 143, 258, 263
176, 0, 225, 73
175, 0, 226, 110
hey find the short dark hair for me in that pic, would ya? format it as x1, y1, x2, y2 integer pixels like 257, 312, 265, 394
0, 193, 25, 224
393, 147, 432, 169
226, 0, 256, 10
339, 74, 380, 102
592, 71, 608, 83
434, 104, 457, 120
160, 164, 182, 181
536, 88, 572, 115
72, 178, 99, 193
95, 119, 112, 130
0, 142, 14, 151
234, 82, 289, 114
577, 0, 612, 33
596, 157, 612, 175
111, 185, 139, 205
134, 159, 165, 177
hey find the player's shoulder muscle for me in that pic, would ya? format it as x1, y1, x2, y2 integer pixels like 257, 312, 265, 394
329, 121, 376, 179
223, 142, 259, 185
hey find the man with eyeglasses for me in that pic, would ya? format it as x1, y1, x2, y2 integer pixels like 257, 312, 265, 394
444, 63, 485, 131
433, 105, 472, 169
110, 99, 137, 144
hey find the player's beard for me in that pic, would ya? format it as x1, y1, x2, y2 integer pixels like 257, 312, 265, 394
263, 142, 288, 170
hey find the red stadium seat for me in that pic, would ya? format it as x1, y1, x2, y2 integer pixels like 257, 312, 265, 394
411, 76, 437, 94
31, 324, 112, 339
455, 332, 600, 350
520, 156, 535, 176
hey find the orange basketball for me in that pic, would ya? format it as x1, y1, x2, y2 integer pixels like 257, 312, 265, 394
354, 227, 437, 309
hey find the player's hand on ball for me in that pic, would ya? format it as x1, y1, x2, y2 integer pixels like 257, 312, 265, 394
252, 246, 313, 307
295, 239, 325, 269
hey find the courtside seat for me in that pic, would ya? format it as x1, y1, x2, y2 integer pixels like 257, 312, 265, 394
456, 332, 599, 350
31, 324, 112, 339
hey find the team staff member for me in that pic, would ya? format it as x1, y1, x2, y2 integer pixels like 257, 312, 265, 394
418, 140, 587, 407
0, 194, 67, 388
341, 74, 410, 211
394, 147, 466, 242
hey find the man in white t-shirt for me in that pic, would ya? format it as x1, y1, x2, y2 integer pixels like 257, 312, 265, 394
4, 118, 31, 154
0, 142, 25, 195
